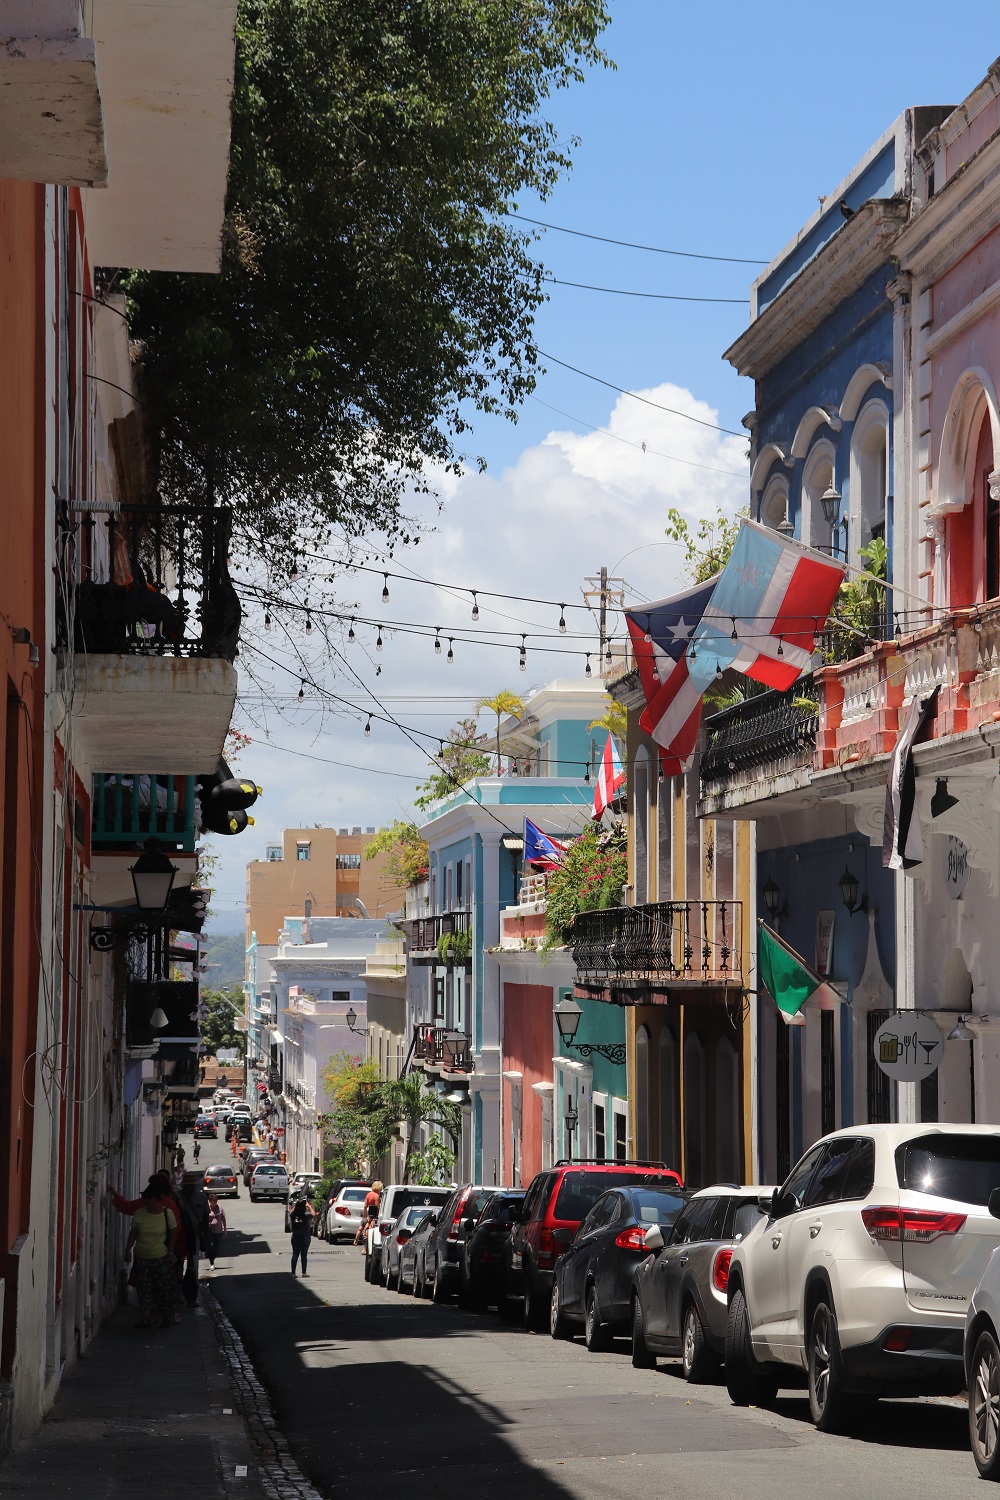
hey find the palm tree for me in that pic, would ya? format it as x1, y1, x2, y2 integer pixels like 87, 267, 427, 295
586, 700, 627, 739
386, 1071, 463, 1182
475, 689, 525, 772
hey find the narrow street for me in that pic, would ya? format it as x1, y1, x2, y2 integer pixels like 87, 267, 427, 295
203, 1145, 981, 1500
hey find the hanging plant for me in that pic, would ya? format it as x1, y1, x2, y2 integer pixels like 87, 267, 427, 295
543, 824, 628, 949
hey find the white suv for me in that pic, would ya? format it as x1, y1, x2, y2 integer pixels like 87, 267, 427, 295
726, 1124, 1000, 1431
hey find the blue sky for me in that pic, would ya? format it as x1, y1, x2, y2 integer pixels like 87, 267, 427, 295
208, 10, 1000, 932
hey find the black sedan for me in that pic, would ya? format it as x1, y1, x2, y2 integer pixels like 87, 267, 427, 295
460, 1190, 525, 1310
550, 1184, 688, 1350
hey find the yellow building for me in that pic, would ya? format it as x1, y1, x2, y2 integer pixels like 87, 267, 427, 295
245, 826, 406, 946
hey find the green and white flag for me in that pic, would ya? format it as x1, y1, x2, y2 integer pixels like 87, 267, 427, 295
758, 921, 821, 1025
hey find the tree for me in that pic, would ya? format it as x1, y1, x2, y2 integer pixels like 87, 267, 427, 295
586, 700, 626, 738
414, 718, 492, 809
664, 505, 744, 584
199, 985, 246, 1056
475, 690, 526, 772
122, 0, 612, 555
319, 1054, 462, 1181
364, 821, 429, 887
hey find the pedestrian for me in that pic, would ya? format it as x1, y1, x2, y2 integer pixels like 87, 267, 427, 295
355, 1181, 382, 1247
180, 1174, 209, 1306
230, 1129, 239, 1158
124, 1184, 177, 1328
206, 1193, 226, 1268
289, 1194, 316, 1277
192, 1137, 201, 1165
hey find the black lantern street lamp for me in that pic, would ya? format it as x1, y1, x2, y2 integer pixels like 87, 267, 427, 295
564, 1100, 578, 1157
838, 863, 866, 915
554, 996, 625, 1065
130, 839, 178, 912
345, 1006, 364, 1035
442, 1030, 468, 1068
761, 876, 783, 922
821, 483, 842, 555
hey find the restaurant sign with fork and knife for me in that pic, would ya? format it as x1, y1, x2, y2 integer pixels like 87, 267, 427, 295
873, 1012, 945, 1083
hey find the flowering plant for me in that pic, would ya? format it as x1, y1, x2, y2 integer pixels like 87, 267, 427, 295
543, 822, 627, 949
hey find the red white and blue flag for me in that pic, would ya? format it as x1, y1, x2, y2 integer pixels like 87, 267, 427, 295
592, 734, 626, 820
523, 818, 567, 870
625, 577, 717, 779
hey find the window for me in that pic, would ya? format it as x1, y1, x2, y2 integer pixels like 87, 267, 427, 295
801, 442, 836, 552
804, 1138, 859, 1208
670, 1196, 716, 1245
851, 401, 889, 567
432, 974, 445, 1022
336, 853, 361, 869
445, 865, 453, 911
635, 1026, 650, 1160
455, 858, 464, 908
866, 1009, 891, 1123
613, 1109, 627, 1161
896, 1134, 1000, 1206
821, 1010, 836, 1137
779, 1144, 826, 1211
266, 845, 282, 862
296, 842, 310, 862
656, 774, 671, 901
841, 1137, 875, 1200
760, 474, 789, 533
732, 1201, 767, 1241
594, 1103, 607, 1162
578, 1195, 616, 1238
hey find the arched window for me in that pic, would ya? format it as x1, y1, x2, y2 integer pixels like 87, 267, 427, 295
760, 474, 789, 532
715, 1040, 739, 1183
801, 440, 836, 552
633, 748, 650, 905
850, 401, 889, 566
945, 409, 997, 607
635, 1026, 650, 1161
658, 1028, 677, 1170
683, 1032, 706, 1189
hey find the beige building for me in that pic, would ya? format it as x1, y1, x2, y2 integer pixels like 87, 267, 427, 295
245, 826, 405, 946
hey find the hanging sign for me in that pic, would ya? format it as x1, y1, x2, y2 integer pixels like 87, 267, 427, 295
945, 836, 970, 900
873, 1012, 944, 1082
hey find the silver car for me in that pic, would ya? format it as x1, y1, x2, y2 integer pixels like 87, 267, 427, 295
380, 1206, 434, 1290
631, 1185, 772, 1380
326, 1184, 371, 1242
249, 1163, 289, 1202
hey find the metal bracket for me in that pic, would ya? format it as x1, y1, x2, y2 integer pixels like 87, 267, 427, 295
565, 1041, 626, 1065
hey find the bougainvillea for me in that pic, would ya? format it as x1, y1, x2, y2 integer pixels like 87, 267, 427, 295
543, 822, 627, 949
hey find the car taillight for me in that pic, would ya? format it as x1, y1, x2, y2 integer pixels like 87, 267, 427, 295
447, 1196, 467, 1241
538, 1225, 554, 1268
614, 1226, 648, 1252
861, 1206, 967, 1242
335, 1205, 351, 1216
379, 1221, 393, 1236
713, 1248, 733, 1293
395, 1232, 410, 1245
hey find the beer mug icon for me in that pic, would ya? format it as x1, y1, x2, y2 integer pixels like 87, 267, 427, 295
879, 1033, 900, 1064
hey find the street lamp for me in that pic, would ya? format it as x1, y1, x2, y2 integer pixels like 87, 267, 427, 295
130, 839, 178, 912
442, 1030, 468, 1067
838, 863, 866, 916
761, 876, 785, 922
554, 995, 626, 1065
821, 483, 842, 556
564, 1100, 578, 1157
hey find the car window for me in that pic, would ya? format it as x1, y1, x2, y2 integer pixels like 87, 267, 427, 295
685, 1197, 719, 1243
732, 1201, 767, 1241
255, 1166, 286, 1176
521, 1174, 551, 1224
841, 1137, 875, 1200
552, 1171, 671, 1222
577, 1194, 614, 1238
494, 1197, 524, 1224
805, 1139, 863, 1208
341, 1188, 369, 1203
465, 1190, 492, 1219
895, 1133, 1000, 1205
779, 1144, 826, 1212
628, 1188, 688, 1225
670, 1198, 713, 1245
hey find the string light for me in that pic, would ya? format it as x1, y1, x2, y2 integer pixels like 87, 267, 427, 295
519, 634, 527, 671
298, 679, 305, 700
289, 557, 299, 582
264, 610, 271, 631
447, 639, 454, 663
376, 627, 383, 651
644, 613, 652, 643
558, 605, 566, 635
584, 764, 591, 783
731, 618, 738, 641
585, 653, 592, 677
688, 643, 697, 662
471, 591, 479, 622
434, 629, 442, 655
382, 573, 390, 603
776, 637, 784, 657
348, 617, 356, 642
305, 610, 313, 635
716, 662, 723, 678
364, 716, 372, 736
438, 740, 445, 761
605, 643, 613, 669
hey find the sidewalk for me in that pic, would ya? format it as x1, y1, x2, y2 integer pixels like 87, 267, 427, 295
0, 1294, 267, 1499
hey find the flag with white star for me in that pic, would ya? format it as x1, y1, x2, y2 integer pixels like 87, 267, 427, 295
625, 577, 718, 777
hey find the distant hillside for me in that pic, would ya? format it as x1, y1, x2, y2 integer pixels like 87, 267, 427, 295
200, 931, 246, 989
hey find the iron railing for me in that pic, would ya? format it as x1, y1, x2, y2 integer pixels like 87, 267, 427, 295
59, 503, 240, 660
411, 1023, 473, 1072
701, 680, 818, 788
92, 773, 197, 852
572, 900, 741, 984
398, 910, 471, 956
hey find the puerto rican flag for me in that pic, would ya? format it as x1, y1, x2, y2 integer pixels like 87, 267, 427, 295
523, 817, 568, 870
592, 734, 626, 820
687, 520, 845, 690
625, 577, 717, 778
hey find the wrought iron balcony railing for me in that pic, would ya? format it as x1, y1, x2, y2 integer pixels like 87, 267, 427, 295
92, 773, 197, 852
398, 910, 471, 958
572, 901, 742, 985
411, 1023, 474, 1072
59, 503, 240, 661
700, 682, 818, 789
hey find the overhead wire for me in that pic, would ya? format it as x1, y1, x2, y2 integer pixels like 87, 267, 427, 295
541, 275, 745, 304
533, 350, 746, 438
507, 211, 767, 265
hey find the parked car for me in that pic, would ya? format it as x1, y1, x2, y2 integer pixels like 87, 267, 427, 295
242, 1149, 277, 1184
284, 1174, 324, 1232
326, 1184, 372, 1243
726, 1124, 1000, 1432
421, 1184, 496, 1304
366, 1185, 453, 1281
398, 1210, 440, 1296
194, 1116, 218, 1139
551, 1183, 688, 1349
508, 1161, 684, 1330
249, 1163, 290, 1202
965, 1187, 1000, 1479
630, 1185, 770, 1378
381, 1206, 436, 1291
203, 1163, 240, 1199
461, 1191, 525, 1311
317, 1179, 369, 1240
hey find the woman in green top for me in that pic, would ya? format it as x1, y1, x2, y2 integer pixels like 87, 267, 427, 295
125, 1184, 178, 1328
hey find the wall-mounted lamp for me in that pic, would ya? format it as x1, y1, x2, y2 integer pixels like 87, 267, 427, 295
442, 1030, 470, 1067
821, 484, 844, 556
947, 1015, 976, 1042
930, 778, 959, 819
838, 863, 867, 916
554, 995, 626, 1064
761, 876, 787, 922
11, 627, 39, 666
88, 839, 180, 950
345, 1006, 363, 1035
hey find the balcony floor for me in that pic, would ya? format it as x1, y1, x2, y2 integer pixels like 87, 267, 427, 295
69, 654, 237, 774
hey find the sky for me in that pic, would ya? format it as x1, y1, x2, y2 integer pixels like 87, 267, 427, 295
205, 4, 1000, 933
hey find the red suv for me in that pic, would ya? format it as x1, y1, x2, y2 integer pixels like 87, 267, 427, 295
507, 1160, 683, 1329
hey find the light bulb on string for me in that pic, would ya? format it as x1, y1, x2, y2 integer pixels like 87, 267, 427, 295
434, 629, 442, 655
437, 740, 445, 761
447, 639, 454, 663
519, 634, 527, 671
558, 605, 566, 635
471, 591, 479, 622
289, 557, 299, 582
585, 653, 592, 678
777, 636, 784, 657
348, 617, 356, 642
376, 627, 383, 651
731, 618, 738, 642
584, 764, 591, 784
364, 716, 372, 737
264, 610, 272, 631
305, 609, 313, 635
644, 613, 652, 643
298, 679, 305, 701
605, 643, 613, 669
382, 573, 390, 604
716, 662, 723, 679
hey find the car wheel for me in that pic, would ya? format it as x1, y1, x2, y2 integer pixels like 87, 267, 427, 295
420, 1260, 433, 1300
808, 1300, 855, 1433
372, 1257, 385, 1289
584, 1284, 608, 1352
363, 1253, 372, 1283
386, 1263, 398, 1292
725, 1288, 778, 1408
550, 1280, 572, 1340
523, 1267, 548, 1332
631, 1295, 656, 1369
681, 1302, 718, 1383
432, 1265, 449, 1304
970, 1328, 1000, 1479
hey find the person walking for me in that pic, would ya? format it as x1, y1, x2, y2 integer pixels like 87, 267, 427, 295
124, 1184, 177, 1328
206, 1193, 226, 1269
192, 1137, 201, 1165
289, 1194, 316, 1277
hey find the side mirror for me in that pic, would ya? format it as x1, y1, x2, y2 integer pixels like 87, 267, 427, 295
463, 1216, 477, 1233
989, 1187, 1000, 1221
428, 1213, 439, 1227
771, 1188, 794, 1220
644, 1223, 664, 1252
551, 1226, 574, 1246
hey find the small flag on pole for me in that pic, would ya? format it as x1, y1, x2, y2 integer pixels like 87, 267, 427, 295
523, 818, 567, 870
593, 734, 625, 820
758, 921, 820, 1026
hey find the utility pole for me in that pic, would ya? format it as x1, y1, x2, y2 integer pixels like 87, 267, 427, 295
583, 568, 628, 676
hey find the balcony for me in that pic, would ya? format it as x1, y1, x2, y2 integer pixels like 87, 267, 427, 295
60, 504, 238, 774
500, 874, 549, 951
398, 910, 471, 964
0, 3, 107, 187
92, 773, 197, 853
411, 1024, 473, 1074
699, 682, 818, 816
572, 901, 742, 993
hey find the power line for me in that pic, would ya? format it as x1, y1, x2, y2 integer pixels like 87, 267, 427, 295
543, 275, 744, 305
534, 350, 746, 438
527, 394, 747, 479
508, 211, 767, 266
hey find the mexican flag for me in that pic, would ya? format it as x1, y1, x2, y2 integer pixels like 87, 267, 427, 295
758, 921, 821, 1026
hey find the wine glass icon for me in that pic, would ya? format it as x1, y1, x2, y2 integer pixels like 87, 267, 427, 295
919, 1039, 938, 1066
